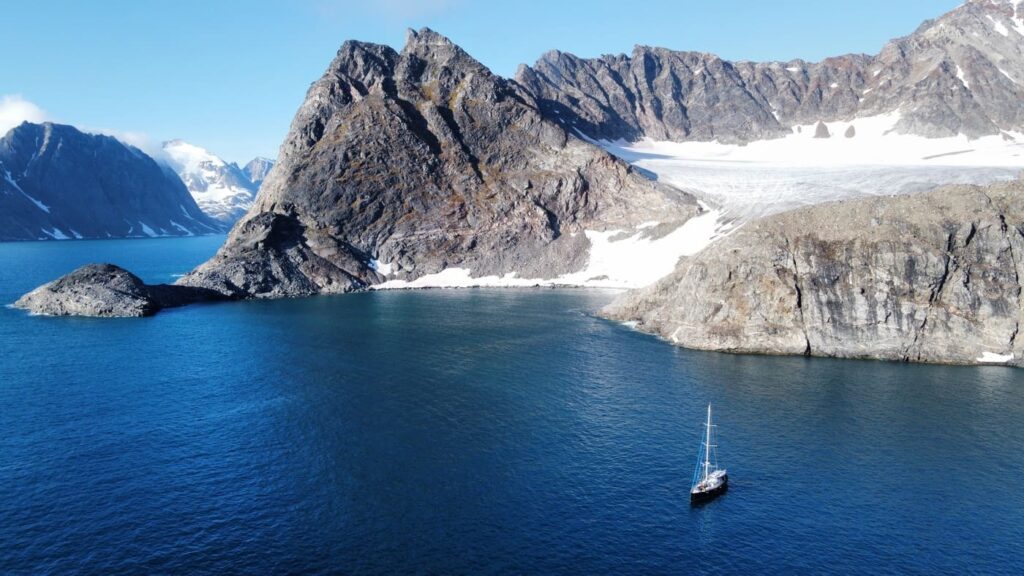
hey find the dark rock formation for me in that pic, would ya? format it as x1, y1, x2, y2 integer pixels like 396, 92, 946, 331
516, 0, 1024, 143
845, 125, 857, 138
814, 121, 831, 139
604, 178, 1024, 366
0, 122, 224, 241
14, 264, 228, 317
178, 28, 698, 298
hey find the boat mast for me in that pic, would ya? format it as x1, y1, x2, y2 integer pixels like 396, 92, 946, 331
704, 404, 712, 481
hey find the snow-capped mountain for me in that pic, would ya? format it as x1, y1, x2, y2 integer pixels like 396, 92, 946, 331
0, 122, 223, 241
162, 140, 258, 223
242, 157, 275, 189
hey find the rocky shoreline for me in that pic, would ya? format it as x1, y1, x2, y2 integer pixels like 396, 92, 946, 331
16, 178, 1024, 367
13, 5, 1024, 369
603, 179, 1024, 367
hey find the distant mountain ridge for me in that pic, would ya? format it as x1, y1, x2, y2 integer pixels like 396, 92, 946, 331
0, 122, 223, 241
517, 0, 1024, 143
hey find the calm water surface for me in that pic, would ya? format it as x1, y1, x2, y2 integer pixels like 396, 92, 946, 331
1, 237, 1022, 574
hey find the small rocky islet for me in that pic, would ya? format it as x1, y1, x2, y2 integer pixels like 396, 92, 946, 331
15, 263, 228, 318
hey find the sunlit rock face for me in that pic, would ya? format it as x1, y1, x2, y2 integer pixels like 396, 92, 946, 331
179, 28, 698, 299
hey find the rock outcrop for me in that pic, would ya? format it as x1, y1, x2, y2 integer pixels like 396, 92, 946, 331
178, 28, 698, 298
516, 0, 1024, 143
604, 178, 1024, 366
0, 122, 224, 241
814, 121, 831, 139
242, 157, 275, 189
14, 264, 228, 317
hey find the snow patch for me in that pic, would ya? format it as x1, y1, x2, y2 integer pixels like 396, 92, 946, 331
977, 352, 1014, 364
1013, 4, 1024, 36
168, 220, 194, 235
956, 65, 970, 88
40, 227, 70, 240
2, 165, 50, 213
1012, 0, 1024, 36
374, 204, 735, 291
368, 259, 394, 275
139, 221, 158, 237
987, 15, 1010, 37
555, 207, 733, 288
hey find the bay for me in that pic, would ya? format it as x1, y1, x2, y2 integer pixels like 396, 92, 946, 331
1, 237, 1022, 574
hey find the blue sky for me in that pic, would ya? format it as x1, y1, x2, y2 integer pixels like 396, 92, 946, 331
1, 0, 960, 164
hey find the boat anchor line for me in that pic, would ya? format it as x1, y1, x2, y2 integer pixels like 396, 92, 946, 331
691, 403, 728, 504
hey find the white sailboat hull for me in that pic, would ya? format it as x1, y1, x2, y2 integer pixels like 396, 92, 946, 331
690, 470, 728, 503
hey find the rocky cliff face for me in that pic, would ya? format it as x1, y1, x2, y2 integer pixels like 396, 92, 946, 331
179, 28, 697, 298
163, 140, 258, 223
0, 123, 224, 241
517, 0, 1024, 143
604, 178, 1024, 366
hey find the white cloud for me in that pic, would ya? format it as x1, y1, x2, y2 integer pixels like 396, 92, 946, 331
0, 96, 172, 165
0, 95, 50, 136
86, 127, 171, 164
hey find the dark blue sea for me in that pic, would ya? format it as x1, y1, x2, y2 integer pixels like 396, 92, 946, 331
1, 237, 1023, 574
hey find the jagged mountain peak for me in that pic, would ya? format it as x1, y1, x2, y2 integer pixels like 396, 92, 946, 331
398, 27, 496, 86
331, 39, 400, 82
518, 0, 1024, 143
179, 30, 696, 299
404, 27, 456, 49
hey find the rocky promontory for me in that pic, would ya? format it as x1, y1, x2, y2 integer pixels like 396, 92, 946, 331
14, 264, 228, 317
604, 179, 1024, 366
176, 28, 697, 299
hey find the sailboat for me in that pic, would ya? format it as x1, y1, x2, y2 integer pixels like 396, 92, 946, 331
690, 404, 728, 503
